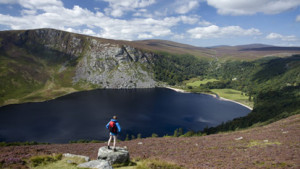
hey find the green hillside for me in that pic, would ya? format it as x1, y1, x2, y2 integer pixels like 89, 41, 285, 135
0, 30, 96, 106
0, 28, 299, 135
152, 52, 299, 132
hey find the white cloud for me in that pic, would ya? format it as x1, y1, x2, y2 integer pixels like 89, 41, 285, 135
187, 25, 261, 39
0, 0, 202, 40
179, 15, 199, 24
102, 0, 156, 17
206, 0, 300, 15
266, 33, 298, 41
138, 33, 153, 39
198, 20, 211, 26
296, 15, 300, 22
175, 0, 200, 14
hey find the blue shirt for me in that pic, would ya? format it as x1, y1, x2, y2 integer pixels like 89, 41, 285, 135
106, 119, 121, 135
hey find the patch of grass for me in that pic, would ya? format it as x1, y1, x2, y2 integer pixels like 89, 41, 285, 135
210, 88, 253, 108
69, 139, 104, 143
186, 78, 218, 87
0, 141, 49, 147
247, 140, 281, 148
31, 156, 88, 169
113, 161, 137, 168
134, 159, 184, 169
29, 154, 62, 167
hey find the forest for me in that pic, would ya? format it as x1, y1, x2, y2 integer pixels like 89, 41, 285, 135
153, 54, 300, 134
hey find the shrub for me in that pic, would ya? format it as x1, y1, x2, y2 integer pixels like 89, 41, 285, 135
151, 133, 158, 138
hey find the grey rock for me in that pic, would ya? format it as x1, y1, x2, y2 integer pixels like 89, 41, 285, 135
77, 159, 112, 169
63, 153, 90, 162
97, 146, 129, 165
72, 38, 157, 89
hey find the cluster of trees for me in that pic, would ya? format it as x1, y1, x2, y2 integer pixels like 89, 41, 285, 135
204, 85, 300, 134
202, 55, 300, 134
153, 53, 209, 85
154, 54, 299, 134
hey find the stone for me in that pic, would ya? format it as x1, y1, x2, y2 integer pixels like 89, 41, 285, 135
63, 153, 90, 162
138, 142, 143, 145
235, 136, 243, 140
77, 160, 112, 169
97, 146, 129, 165
67, 160, 73, 164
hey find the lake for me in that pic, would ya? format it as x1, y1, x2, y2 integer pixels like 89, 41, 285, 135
0, 88, 251, 143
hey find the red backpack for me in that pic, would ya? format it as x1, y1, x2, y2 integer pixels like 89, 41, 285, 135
109, 121, 117, 133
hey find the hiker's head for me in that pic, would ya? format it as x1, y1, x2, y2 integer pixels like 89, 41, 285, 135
113, 116, 117, 120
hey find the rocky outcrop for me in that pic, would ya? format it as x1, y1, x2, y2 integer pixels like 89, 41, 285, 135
97, 146, 129, 164
77, 146, 129, 169
63, 153, 90, 162
73, 40, 157, 88
77, 159, 112, 169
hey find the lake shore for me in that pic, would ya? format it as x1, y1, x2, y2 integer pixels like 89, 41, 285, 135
165, 86, 253, 110
164, 86, 191, 93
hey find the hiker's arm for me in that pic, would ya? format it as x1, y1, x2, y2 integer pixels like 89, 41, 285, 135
106, 122, 110, 129
116, 123, 121, 133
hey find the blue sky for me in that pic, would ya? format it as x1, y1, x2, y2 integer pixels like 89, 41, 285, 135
0, 0, 300, 47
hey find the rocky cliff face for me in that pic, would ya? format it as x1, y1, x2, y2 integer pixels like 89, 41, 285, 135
18, 28, 157, 89
73, 40, 156, 88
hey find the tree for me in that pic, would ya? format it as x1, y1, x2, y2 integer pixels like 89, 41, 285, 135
178, 128, 183, 136
151, 133, 158, 138
137, 133, 141, 139
125, 134, 129, 141
173, 128, 178, 137
131, 135, 135, 140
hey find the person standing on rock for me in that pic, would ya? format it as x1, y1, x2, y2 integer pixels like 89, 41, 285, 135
106, 116, 121, 151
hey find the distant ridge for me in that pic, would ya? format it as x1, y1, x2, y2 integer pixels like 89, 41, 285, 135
240, 46, 300, 51
1, 28, 300, 60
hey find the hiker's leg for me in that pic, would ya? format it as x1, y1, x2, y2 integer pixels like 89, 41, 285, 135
108, 134, 112, 146
113, 135, 117, 148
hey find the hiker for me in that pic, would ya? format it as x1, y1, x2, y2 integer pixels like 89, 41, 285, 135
106, 115, 121, 151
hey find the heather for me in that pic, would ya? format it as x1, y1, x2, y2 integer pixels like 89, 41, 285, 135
0, 114, 299, 168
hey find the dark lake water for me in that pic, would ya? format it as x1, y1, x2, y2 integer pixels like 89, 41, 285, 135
0, 88, 251, 143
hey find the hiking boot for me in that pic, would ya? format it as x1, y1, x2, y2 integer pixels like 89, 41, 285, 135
107, 146, 111, 149
113, 148, 117, 152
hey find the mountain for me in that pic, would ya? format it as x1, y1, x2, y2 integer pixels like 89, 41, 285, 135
208, 44, 300, 60
1, 28, 300, 106
0, 28, 158, 106
131, 40, 300, 60
131, 39, 213, 58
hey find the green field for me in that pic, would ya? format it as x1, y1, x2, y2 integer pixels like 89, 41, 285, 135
185, 78, 218, 87
210, 89, 253, 108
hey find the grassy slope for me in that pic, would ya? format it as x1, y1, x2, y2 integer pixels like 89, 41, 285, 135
1, 114, 299, 169
211, 88, 253, 108
178, 78, 254, 108
0, 29, 98, 106
185, 78, 218, 87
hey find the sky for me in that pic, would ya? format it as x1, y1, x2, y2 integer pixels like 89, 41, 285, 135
0, 0, 300, 47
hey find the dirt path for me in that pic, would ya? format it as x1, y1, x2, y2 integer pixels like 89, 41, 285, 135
1, 115, 299, 168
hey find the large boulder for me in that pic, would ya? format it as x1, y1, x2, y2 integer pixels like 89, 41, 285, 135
63, 153, 90, 162
77, 159, 112, 169
97, 146, 129, 164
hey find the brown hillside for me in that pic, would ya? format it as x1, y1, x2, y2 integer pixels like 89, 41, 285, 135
1, 114, 299, 168
2, 29, 300, 60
